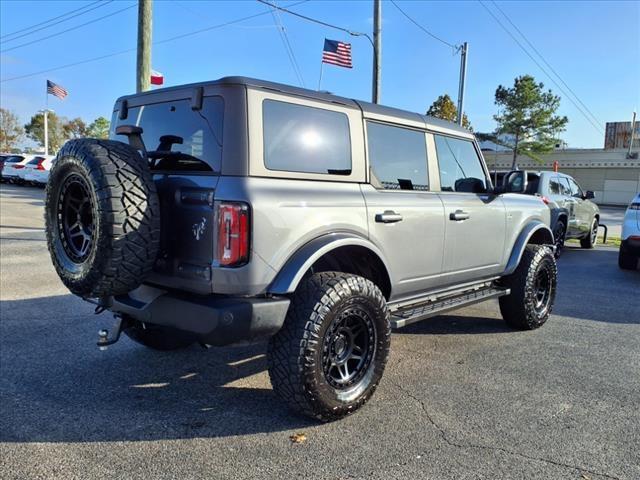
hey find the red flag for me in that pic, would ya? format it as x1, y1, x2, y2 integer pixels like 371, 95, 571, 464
150, 69, 164, 85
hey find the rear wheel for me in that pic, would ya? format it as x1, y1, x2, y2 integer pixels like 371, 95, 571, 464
553, 220, 566, 258
267, 272, 390, 421
580, 218, 598, 249
499, 245, 557, 330
124, 317, 196, 351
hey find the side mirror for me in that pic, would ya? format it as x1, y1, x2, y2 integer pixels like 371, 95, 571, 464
503, 170, 528, 193
584, 190, 595, 200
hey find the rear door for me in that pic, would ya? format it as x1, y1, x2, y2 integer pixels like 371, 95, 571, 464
558, 176, 579, 236
361, 120, 445, 299
433, 134, 506, 285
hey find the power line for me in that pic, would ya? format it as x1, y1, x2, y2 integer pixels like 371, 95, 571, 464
269, 2, 306, 87
0, 0, 309, 83
490, 0, 603, 128
478, 1, 604, 135
256, 0, 373, 46
0, 0, 104, 41
389, 0, 458, 52
1, 3, 136, 54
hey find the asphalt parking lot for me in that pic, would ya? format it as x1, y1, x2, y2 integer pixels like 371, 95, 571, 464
1, 183, 638, 480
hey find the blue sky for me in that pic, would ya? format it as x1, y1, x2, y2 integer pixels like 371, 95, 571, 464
1, 0, 638, 148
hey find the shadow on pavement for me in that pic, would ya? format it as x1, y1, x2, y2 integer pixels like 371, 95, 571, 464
395, 313, 511, 335
0, 294, 314, 444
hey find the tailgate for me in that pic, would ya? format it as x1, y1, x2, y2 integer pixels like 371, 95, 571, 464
147, 174, 220, 294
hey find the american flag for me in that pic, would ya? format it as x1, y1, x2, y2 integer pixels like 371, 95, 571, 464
322, 39, 352, 69
47, 80, 68, 100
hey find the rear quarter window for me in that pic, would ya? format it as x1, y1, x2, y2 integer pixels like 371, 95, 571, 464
262, 99, 351, 175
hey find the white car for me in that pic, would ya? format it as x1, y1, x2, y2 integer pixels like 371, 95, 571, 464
1, 155, 30, 183
23, 155, 55, 186
619, 193, 640, 270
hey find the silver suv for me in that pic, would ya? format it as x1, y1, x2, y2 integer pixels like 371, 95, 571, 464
45, 77, 557, 421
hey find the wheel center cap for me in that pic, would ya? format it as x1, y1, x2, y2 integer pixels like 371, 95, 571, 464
333, 336, 347, 356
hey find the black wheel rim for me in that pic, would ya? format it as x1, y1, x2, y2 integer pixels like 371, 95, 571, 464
533, 265, 553, 316
322, 307, 376, 390
58, 173, 95, 263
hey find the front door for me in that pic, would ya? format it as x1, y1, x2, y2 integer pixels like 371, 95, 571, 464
361, 120, 445, 300
432, 134, 506, 285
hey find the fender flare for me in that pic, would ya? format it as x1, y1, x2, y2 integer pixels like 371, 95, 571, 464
268, 232, 393, 295
504, 221, 554, 276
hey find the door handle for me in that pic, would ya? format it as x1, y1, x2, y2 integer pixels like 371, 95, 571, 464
449, 210, 470, 221
375, 210, 403, 223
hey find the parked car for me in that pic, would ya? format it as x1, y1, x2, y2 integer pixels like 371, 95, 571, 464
44, 76, 557, 421
501, 170, 600, 256
619, 193, 640, 270
23, 155, 55, 186
1, 155, 28, 183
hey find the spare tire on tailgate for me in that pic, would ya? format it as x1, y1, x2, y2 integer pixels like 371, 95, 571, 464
45, 138, 160, 298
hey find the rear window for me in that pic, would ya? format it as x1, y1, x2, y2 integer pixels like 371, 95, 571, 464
262, 99, 351, 175
111, 97, 224, 172
27, 157, 45, 165
366, 121, 428, 190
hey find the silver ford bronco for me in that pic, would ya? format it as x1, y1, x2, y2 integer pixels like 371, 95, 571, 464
45, 77, 557, 421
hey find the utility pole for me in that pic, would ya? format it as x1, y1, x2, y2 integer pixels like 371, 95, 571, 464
456, 42, 468, 126
44, 110, 48, 156
372, 0, 381, 104
136, 0, 152, 93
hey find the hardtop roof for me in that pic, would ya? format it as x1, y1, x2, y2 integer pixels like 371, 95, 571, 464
115, 76, 472, 136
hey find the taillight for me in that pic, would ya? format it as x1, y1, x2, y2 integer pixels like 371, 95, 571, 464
216, 202, 250, 267
541, 196, 551, 205
14, 165, 24, 169
36, 159, 46, 171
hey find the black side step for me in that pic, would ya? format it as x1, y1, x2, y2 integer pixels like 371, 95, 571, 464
390, 286, 510, 329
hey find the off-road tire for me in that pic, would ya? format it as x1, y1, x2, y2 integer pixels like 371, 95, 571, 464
499, 245, 557, 330
618, 245, 638, 270
267, 272, 391, 422
553, 219, 566, 258
580, 218, 598, 249
124, 317, 196, 351
45, 139, 160, 298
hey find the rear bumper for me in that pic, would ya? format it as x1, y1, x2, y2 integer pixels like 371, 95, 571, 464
108, 285, 290, 346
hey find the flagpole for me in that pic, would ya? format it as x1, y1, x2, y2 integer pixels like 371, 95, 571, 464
44, 81, 49, 156
317, 61, 324, 91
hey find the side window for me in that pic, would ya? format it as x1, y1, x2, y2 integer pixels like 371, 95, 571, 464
434, 135, 487, 193
263, 99, 351, 175
568, 178, 583, 198
559, 177, 572, 196
549, 177, 561, 195
366, 121, 428, 190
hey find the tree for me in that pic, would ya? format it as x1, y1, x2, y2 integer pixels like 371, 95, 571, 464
87, 116, 110, 139
24, 112, 66, 153
0, 108, 23, 152
426, 94, 471, 130
493, 75, 568, 168
63, 117, 87, 139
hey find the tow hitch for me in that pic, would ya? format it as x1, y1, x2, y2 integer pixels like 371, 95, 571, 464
97, 315, 129, 350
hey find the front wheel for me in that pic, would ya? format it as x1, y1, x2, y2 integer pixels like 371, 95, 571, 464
267, 272, 391, 421
499, 245, 557, 330
618, 244, 638, 270
580, 218, 598, 249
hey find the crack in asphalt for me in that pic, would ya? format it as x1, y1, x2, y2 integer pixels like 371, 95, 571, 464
392, 381, 622, 480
